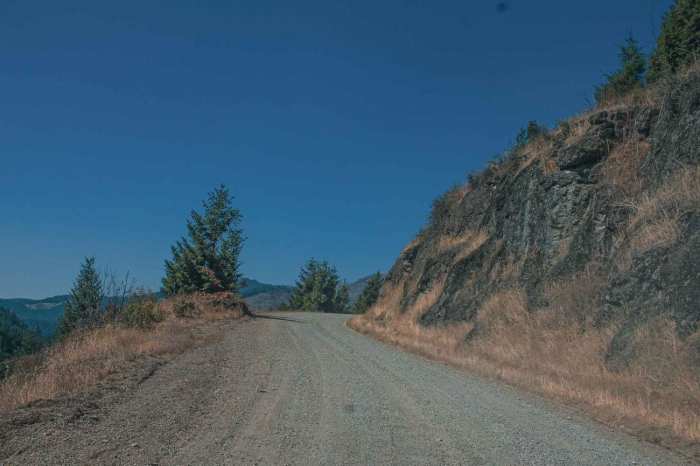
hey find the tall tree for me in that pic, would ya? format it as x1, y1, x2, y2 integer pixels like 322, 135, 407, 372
163, 185, 244, 295
353, 272, 383, 314
58, 257, 103, 336
287, 259, 347, 313
595, 36, 646, 104
648, 0, 700, 82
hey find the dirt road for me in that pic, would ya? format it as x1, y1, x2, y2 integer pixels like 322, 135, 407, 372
0, 312, 690, 465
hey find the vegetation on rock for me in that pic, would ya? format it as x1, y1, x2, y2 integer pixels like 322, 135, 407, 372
595, 36, 646, 105
648, 0, 700, 82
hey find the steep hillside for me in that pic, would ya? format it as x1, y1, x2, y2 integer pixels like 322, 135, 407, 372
352, 67, 700, 449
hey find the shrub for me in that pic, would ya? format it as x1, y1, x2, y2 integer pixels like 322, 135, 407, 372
173, 299, 197, 318
514, 120, 547, 149
595, 36, 646, 105
120, 294, 163, 329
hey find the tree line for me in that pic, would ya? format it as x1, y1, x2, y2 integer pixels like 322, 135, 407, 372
595, 0, 700, 105
2, 183, 383, 374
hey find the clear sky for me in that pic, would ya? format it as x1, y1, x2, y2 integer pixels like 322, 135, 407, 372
1, 0, 673, 298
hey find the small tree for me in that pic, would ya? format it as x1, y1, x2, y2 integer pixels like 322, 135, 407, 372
353, 272, 383, 314
163, 185, 244, 295
58, 257, 103, 336
595, 36, 646, 105
287, 259, 347, 313
335, 283, 351, 314
514, 120, 546, 149
648, 0, 700, 82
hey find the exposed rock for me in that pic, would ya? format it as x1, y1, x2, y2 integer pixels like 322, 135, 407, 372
377, 69, 700, 369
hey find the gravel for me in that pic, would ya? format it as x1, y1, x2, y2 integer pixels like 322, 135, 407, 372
1, 312, 691, 465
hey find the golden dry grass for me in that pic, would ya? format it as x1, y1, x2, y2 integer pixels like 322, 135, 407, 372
612, 165, 700, 264
437, 230, 489, 263
350, 278, 700, 444
0, 293, 246, 412
601, 139, 651, 199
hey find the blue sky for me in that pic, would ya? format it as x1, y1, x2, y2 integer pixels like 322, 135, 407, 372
1, 0, 673, 298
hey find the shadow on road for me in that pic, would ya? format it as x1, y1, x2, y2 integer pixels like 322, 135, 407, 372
251, 314, 307, 324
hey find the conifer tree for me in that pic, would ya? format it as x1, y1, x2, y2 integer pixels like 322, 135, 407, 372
648, 0, 700, 82
334, 283, 351, 314
163, 185, 244, 295
58, 257, 103, 336
595, 36, 646, 105
353, 272, 383, 314
287, 259, 347, 312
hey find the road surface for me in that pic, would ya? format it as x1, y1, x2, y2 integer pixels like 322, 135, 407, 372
1, 312, 689, 465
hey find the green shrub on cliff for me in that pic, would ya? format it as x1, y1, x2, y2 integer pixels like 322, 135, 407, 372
595, 36, 646, 105
648, 0, 700, 82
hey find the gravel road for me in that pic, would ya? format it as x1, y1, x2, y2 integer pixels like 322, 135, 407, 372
1, 312, 691, 465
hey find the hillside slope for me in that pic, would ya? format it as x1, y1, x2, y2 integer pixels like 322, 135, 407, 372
352, 67, 700, 451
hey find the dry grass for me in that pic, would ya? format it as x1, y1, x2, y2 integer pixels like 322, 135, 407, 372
594, 85, 665, 113
630, 165, 700, 229
0, 293, 246, 412
613, 165, 700, 264
601, 139, 651, 199
565, 118, 591, 145
350, 275, 700, 444
437, 230, 489, 263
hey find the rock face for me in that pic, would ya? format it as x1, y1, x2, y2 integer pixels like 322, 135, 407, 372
377, 70, 700, 368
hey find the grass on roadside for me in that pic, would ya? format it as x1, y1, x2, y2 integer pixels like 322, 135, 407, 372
0, 292, 248, 412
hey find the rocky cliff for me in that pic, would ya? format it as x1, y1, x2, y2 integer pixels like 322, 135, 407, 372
369, 67, 700, 369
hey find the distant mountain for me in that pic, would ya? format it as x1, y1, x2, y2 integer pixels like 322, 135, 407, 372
240, 278, 294, 310
347, 273, 385, 303
0, 296, 68, 336
0, 274, 382, 328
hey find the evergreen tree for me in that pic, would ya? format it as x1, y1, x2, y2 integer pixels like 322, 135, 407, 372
163, 185, 244, 295
595, 36, 646, 105
648, 0, 700, 82
287, 259, 347, 312
353, 272, 383, 314
334, 283, 351, 314
58, 257, 103, 336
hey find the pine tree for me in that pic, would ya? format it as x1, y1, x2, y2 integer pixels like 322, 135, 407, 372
648, 0, 700, 82
595, 36, 646, 105
58, 257, 103, 336
334, 283, 351, 314
287, 259, 346, 312
353, 272, 383, 314
163, 185, 244, 295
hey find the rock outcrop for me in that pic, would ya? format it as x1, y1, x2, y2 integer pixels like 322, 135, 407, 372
375, 69, 700, 368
